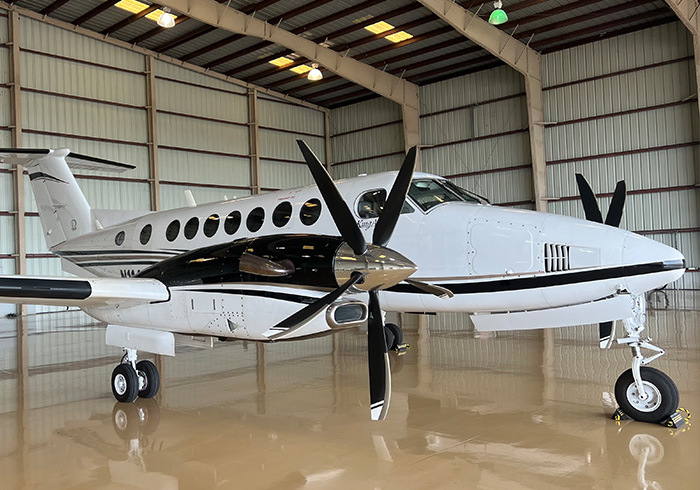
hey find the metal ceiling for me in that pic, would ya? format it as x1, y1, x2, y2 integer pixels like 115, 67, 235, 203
11, 0, 677, 107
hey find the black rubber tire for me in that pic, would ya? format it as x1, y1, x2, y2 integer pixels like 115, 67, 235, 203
112, 402, 139, 440
112, 363, 139, 403
614, 366, 679, 424
136, 360, 160, 399
385, 323, 403, 349
383, 327, 395, 352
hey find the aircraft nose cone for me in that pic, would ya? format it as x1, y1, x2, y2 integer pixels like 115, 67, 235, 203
334, 243, 417, 291
622, 232, 686, 292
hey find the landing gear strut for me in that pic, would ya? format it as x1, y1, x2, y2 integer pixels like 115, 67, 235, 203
111, 348, 160, 403
613, 294, 679, 423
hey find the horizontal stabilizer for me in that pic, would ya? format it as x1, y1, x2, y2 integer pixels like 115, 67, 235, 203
0, 275, 169, 307
0, 148, 135, 172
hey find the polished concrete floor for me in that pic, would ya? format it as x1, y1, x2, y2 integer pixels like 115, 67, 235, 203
0, 291, 698, 489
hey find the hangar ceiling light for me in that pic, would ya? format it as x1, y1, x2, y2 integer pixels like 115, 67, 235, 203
115, 0, 177, 23
157, 8, 176, 28
488, 0, 508, 25
307, 64, 323, 81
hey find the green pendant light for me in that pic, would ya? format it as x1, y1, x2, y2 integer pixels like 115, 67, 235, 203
488, 0, 508, 25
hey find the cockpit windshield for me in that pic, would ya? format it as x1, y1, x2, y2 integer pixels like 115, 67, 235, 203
408, 179, 488, 211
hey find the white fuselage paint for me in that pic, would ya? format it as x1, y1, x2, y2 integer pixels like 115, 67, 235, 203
56, 171, 682, 341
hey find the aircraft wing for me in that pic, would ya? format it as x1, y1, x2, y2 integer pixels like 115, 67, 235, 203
0, 275, 169, 307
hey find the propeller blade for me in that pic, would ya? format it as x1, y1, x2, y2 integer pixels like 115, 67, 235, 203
599, 321, 614, 349
368, 289, 391, 421
373, 146, 417, 247
405, 279, 454, 298
604, 180, 626, 227
296, 140, 367, 255
575, 174, 603, 223
267, 272, 363, 340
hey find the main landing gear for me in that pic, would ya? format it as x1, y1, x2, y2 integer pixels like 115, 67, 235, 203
384, 322, 409, 353
111, 348, 160, 403
612, 295, 680, 424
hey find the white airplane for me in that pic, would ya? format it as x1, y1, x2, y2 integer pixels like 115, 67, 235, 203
0, 142, 686, 423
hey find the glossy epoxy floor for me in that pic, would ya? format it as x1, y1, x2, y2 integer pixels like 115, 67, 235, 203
0, 292, 699, 489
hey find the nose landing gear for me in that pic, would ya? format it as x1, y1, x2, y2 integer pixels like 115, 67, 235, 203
612, 295, 679, 424
111, 348, 161, 403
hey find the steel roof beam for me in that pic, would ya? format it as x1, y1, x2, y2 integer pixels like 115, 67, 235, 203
416, 0, 546, 211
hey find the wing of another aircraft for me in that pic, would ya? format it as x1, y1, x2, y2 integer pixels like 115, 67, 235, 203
0, 275, 169, 307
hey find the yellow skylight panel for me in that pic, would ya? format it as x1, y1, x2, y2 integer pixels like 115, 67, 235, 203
269, 57, 294, 67
365, 21, 394, 34
115, 0, 148, 15
290, 65, 312, 74
386, 31, 413, 43
146, 9, 177, 22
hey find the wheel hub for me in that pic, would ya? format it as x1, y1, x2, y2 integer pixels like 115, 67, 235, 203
114, 373, 127, 396
626, 381, 662, 412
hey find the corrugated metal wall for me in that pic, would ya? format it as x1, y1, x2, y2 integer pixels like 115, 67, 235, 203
543, 22, 699, 290
330, 97, 405, 180
0, 10, 328, 316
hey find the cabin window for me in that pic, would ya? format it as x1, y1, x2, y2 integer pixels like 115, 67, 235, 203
300, 198, 322, 225
184, 217, 199, 239
357, 189, 414, 218
204, 214, 220, 237
246, 207, 265, 232
272, 202, 292, 227
115, 231, 125, 246
166, 220, 180, 242
139, 224, 152, 245
224, 211, 241, 235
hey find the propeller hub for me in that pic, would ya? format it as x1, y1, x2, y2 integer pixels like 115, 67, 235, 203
333, 242, 417, 291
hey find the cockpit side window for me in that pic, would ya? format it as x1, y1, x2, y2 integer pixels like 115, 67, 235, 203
408, 179, 462, 211
356, 189, 415, 218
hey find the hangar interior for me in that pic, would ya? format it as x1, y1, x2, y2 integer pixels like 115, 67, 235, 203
0, 0, 699, 488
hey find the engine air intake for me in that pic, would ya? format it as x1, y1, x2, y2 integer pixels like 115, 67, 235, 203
544, 243, 570, 272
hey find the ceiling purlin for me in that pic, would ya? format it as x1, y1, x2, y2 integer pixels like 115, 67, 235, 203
243, 13, 446, 82
73, 0, 120, 26
102, 4, 162, 35
144, 0, 285, 50
314, 4, 675, 107
275, 0, 598, 95
225, 1, 424, 76
40, 0, 70, 16
204, 0, 383, 70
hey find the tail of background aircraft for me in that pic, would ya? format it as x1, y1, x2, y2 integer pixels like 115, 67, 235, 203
0, 149, 135, 249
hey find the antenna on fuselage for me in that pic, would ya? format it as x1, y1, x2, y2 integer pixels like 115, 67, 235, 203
184, 190, 197, 208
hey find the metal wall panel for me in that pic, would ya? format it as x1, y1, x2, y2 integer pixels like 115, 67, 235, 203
332, 124, 404, 164
24, 216, 48, 255
259, 160, 315, 190
157, 111, 248, 154
258, 98, 325, 136
451, 166, 534, 206
154, 60, 247, 95
0, 12, 7, 43
0, 216, 14, 256
159, 184, 251, 211
158, 147, 251, 188
421, 65, 525, 114
331, 97, 402, 135
0, 87, 10, 127
0, 171, 12, 209
259, 128, 323, 162
22, 91, 148, 144
156, 77, 248, 124
0, 258, 14, 275
542, 22, 694, 88
21, 51, 147, 107
0, 48, 8, 84
20, 17, 144, 72
331, 154, 404, 181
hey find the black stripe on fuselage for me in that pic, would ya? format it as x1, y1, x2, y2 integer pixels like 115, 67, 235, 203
0, 278, 91, 300
55, 250, 181, 256
181, 288, 319, 305
77, 261, 160, 267
388, 260, 685, 295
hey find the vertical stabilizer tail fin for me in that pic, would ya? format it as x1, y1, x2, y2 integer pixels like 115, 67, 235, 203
0, 148, 134, 249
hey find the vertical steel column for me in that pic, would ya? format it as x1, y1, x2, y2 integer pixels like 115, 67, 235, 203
248, 88, 261, 195
145, 56, 160, 211
402, 103, 421, 171
525, 76, 548, 212
324, 111, 332, 174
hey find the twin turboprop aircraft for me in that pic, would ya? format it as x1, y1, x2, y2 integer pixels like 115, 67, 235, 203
0, 142, 686, 423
